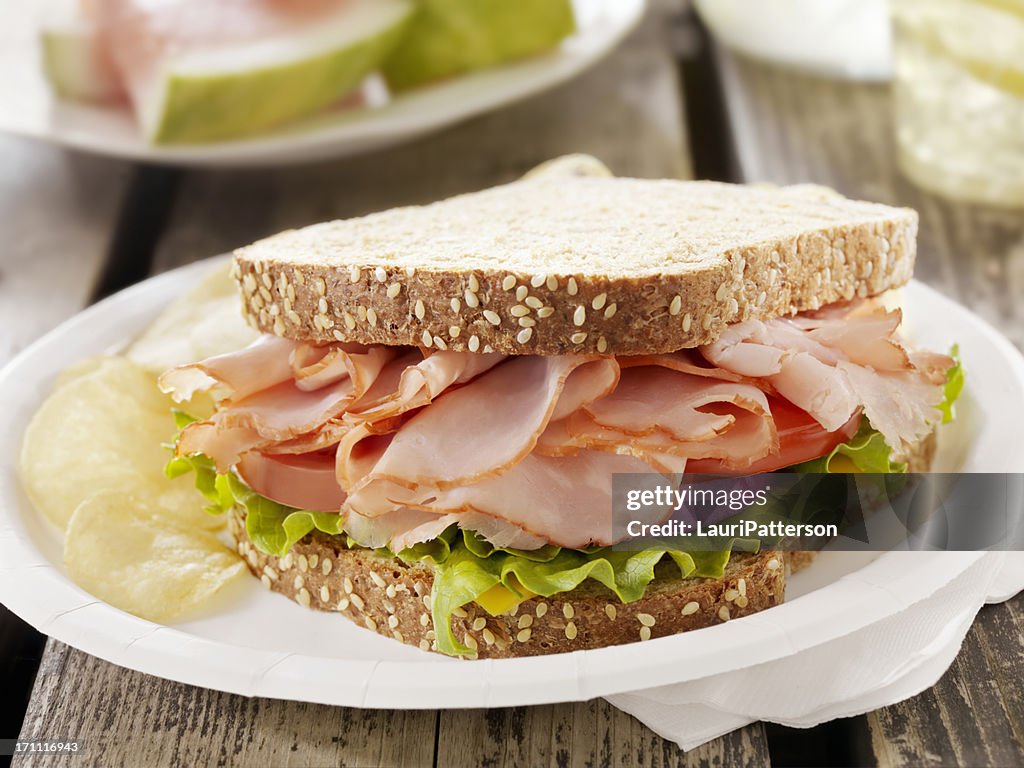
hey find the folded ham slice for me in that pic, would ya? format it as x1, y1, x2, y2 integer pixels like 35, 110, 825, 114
166, 299, 950, 552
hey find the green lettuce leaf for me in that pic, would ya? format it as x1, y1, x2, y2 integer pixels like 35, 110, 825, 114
939, 345, 964, 424
793, 421, 906, 474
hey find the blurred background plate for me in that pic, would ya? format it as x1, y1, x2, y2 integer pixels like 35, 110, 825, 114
0, 0, 644, 167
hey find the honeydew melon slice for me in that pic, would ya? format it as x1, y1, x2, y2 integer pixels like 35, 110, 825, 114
382, 0, 576, 91
40, 0, 125, 102
98, 0, 412, 144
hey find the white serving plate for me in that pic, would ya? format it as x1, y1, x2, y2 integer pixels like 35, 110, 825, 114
1, 258, 1023, 709
0, 0, 644, 167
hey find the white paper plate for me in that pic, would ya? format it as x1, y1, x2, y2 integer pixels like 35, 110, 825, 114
1, 259, 1023, 709
0, 0, 644, 167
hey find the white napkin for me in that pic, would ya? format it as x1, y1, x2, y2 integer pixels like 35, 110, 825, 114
605, 552, 1023, 751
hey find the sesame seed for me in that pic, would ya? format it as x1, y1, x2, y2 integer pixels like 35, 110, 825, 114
261, 273, 273, 289
546, 275, 558, 291
421, 330, 433, 347
350, 593, 365, 611
465, 634, 478, 651
343, 577, 353, 593
682, 601, 700, 616
383, 600, 395, 614
365, 616, 378, 631
338, 598, 350, 611
293, 574, 304, 590
420, 613, 430, 627
320, 585, 330, 602
702, 314, 713, 330
592, 293, 607, 310
510, 304, 530, 317
449, 325, 461, 338
573, 306, 586, 326
637, 613, 656, 627
273, 318, 285, 336
538, 307, 555, 318
502, 275, 517, 291
536, 602, 548, 617
719, 606, 731, 621
482, 628, 496, 645
287, 310, 301, 325
567, 277, 578, 296
597, 336, 608, 353
738, 578, 746, 597
344, 312, 356, 330
374, 266, 386, 283
261, 574, 271, 589
483, 310, 501, 325
468, 335, 480, 352
298, 589, 311, 608
716, 283, 729, 302
393, 630, 405, 643
433, 336, 447, 350
387, 283, 401, 299
639, 626, 652, 641
280, 554, 293, 571
349, 266, 360, 283
736, 595, 749, 608
682, 313, 693, 332
370, 571, 386, 588
323, 559, 333, 576
517, 628, 532, 643
570, 332, 588, 344
518, 614, 533, 629
318, 297, 328, 314
565, 622, 578, 640
562, 603, 575, 619
243, 274, 257, 293
298, 555, 309, 572
530, 274, 546, 288
669, 295, 682, 316
315, 277, 327, 295
471, 617, 487, 631
483, 344, 494, 353
414, 300, 425, 320
366, 308, 378, 327
464, 290, 480, 308
523, 296, 542, 310
419, 639, 430, 651
453, 606, 468, 618
518, 317, 536, 328
767, 557, 781, 571
757, 291, 768, 307
387, 615, 399, 629
468, 274, 480, 292
725, 588, 739, 602
413, 581, 426, 596
603, 303, 617, 319
605, 604, 617, 620
450, 298, 461, 313
263, 566, 278, 581
357, 306, 367, 321
516, 285, 528, 301
517, 328, 533, 344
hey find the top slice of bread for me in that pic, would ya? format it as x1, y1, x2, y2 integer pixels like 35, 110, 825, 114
233, 175, 917, 356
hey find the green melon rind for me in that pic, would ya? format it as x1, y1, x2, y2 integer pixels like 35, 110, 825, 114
150, 11, 412, 145
382, 0, 576, 92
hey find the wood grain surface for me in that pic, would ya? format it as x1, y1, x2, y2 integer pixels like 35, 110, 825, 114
717, 50, 1024, 767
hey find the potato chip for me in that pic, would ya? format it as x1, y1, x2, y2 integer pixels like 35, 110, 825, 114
64, 491, 244, 623
127, 262, 257, 374
20, 356, 222, 532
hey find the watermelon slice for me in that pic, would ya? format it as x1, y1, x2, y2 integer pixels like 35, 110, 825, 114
382, 0, 576, 91
91, 0, 412, 144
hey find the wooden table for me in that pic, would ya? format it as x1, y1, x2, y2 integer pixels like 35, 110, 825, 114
4, 3, 1024, 766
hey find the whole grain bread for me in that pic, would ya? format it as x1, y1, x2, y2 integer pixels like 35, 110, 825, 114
229, 509, 786, 659
233, 167, 917, 356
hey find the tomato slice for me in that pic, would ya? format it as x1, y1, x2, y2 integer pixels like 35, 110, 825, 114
685, 398, 861, 475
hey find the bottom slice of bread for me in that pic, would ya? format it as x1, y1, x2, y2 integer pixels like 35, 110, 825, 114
230, 509, 787, 658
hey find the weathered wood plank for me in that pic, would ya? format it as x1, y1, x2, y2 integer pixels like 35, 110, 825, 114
16, 641, 438, 768
434, 700, 771, 768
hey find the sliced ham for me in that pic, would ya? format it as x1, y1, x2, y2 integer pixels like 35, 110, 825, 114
236, 450, 346, 512
159, 335, 298, 403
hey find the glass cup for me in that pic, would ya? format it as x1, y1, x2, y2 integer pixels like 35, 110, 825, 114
891, 0, 1024, 207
